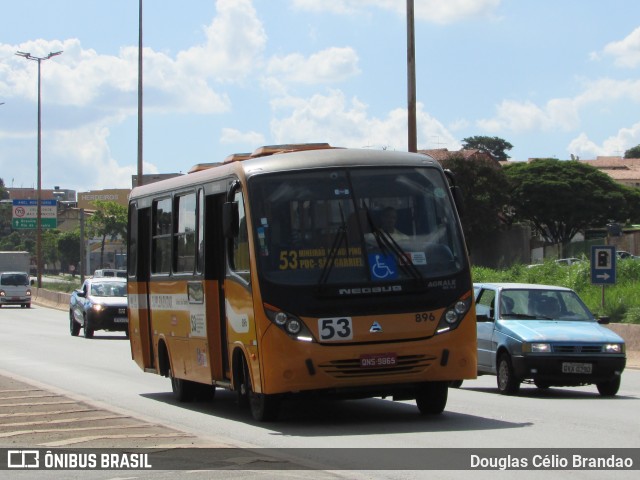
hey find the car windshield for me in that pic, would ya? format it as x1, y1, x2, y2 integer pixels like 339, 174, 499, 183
499, 289, 594, 321
90, 281, 127, 297
0, 273, 29, 286
249, 166, 466, 287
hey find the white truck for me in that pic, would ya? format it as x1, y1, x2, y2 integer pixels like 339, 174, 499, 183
0, 252, 32, 308
0, 251, 31, 274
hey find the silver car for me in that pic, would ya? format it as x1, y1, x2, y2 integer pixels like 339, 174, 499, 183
473, 283, 626, 396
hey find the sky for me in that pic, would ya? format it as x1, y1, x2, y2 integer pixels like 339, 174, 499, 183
1, 0, 640, 193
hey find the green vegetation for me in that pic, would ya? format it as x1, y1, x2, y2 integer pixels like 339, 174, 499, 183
42, 278, 83, 293
472, 260, 640, 324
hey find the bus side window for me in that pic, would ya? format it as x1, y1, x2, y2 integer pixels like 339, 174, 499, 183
231, 190, 251, 280
152, 198, 172, 274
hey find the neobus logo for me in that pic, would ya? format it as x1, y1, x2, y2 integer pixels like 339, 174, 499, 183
338, 285, 402, 295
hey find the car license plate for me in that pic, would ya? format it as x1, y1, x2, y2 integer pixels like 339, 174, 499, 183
562, 362, 592, 374
360, 353, 397, 368
114, 317, 128, 323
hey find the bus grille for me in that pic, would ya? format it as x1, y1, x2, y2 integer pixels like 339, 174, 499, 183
317, 354, 437, 378
553, 345, 603, 353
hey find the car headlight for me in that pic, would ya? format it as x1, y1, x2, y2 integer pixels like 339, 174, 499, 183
523, 342, 551, 353
92, 304, 105, 312
604, 343, 624, 353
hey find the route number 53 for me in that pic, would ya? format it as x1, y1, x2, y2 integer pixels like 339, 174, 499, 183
318, 317, 353, 341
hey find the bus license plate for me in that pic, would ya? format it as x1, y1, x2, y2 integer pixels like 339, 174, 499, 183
114, 317, 128, 323
360, 353, 397, 368
562, 362, 592, 374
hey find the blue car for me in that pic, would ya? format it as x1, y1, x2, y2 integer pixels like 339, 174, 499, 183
473, 283, 626, 396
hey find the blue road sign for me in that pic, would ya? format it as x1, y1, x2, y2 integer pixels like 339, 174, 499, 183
591, 245, 616, 285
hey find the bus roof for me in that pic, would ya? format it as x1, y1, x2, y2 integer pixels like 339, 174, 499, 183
129, 144, 439, 201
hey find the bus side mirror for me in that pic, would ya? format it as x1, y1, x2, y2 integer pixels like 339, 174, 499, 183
451, 185, 465, 217
443, 169, 465, 217
223, 202, 239, 238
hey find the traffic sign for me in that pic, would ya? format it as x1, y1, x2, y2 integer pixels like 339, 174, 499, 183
590, 245, 616, 285
11, 199, 57, 229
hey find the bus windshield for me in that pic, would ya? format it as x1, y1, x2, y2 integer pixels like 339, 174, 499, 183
249, 166, 465, 288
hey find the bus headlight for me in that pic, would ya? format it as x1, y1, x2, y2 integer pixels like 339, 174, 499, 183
264, 304, 314, 341
436, 294, 472, 334
285, 319, 302, 335
92, 304, 105, 312
274, 312, 288, 326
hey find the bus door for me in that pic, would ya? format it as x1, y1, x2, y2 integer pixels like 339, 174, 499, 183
204, 192, 228, 381
128, 205, 154, 370
223, 187, 259, 387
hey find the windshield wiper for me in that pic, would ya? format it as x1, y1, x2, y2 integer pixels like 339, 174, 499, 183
317, 206, 349, 287
363, 208, 422, 282
501, 313, 537, 319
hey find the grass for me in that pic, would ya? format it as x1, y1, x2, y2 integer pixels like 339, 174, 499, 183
38, 275, 83, 293
473, 259, 640, 324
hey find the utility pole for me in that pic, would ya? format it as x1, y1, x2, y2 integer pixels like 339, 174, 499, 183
15, 50, 63, 288
406, 0, 417, 153
137, 0, 144, 186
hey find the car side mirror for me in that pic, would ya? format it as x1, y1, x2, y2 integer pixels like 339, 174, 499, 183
75, 289, 86, 298
597, 316, 610, 324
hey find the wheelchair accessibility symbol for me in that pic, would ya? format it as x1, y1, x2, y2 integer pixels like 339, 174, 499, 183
368, 254, 398, 280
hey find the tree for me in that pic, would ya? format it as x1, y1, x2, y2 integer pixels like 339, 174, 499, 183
41, 229, 61, 273
624, 145, 640, 159
58, 230, 81, 275
0, 178, 8, 200
86, 201, 128, 269
504, 159, 631, 251
461, 136, 513, 162
439, 153, 510, 249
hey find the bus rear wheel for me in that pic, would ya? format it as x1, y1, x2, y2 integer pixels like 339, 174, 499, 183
415, 381, 448, 415
170, 372, 196, 402
249, 392, 280, 422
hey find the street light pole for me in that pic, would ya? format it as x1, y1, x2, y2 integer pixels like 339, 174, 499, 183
406, 0, 417, 153
16, 50, 63, 288
137, 0, 144, 187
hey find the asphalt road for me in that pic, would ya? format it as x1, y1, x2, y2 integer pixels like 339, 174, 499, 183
0, 304, 639, 480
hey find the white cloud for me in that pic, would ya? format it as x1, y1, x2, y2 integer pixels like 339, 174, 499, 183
478, 78, 640, 134
47, 125, 149, 191
269, 89, 458, 151
568, 122, 640, 158
291, 0, 503, 24
267, 47, 360, 84
602, 27, 640, 68
177, 0, 267, 82
477, 99, 579, 133
220, 128, 265, 146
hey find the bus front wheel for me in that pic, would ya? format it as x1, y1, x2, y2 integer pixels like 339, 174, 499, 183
415, 381, 448, 415
238, 355, 280, 421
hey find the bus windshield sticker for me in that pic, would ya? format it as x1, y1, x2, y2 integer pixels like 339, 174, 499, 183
368, 253, 398, 281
